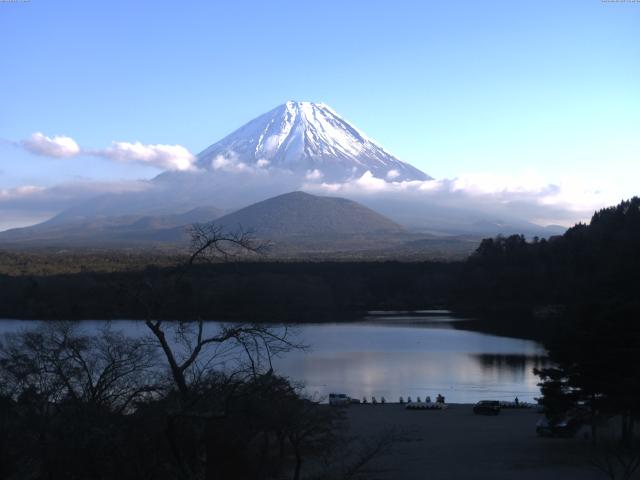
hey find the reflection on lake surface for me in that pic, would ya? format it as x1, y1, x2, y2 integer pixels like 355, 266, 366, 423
273, 315, 547, 403
0, 312, 548, 403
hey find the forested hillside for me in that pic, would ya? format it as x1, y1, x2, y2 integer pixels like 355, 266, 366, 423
453, 197, 640, 316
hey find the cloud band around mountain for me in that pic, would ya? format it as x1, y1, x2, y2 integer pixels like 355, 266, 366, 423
302, 170, 612, 227
4, 137, 612, 231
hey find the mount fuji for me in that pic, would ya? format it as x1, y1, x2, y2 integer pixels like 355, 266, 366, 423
44, 101, 432, 220
0, 101, 564, 249
192, 101, 431, 182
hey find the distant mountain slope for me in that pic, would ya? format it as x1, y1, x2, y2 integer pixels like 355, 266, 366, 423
215, 191, 404, 237
0, 192, 406, 247
0, 206, 223, 246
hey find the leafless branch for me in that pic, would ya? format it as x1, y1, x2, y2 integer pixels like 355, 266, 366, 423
590, 438, 640, 480
187, 223, 268, 265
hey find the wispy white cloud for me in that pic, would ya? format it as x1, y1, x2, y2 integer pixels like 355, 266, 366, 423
0, 185, 47, 200
210, 151, 271, 174
0, 180, 149, 207
386, 169, 400, 180
92, 141, 197, 171
211, 153, 251, 173
305, 169, 324, 181
21, 132, 81, 158
18, 133, 197, 171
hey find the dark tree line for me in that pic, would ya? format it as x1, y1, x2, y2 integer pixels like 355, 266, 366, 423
0, 261, 458, 322
455, 197, 640, 315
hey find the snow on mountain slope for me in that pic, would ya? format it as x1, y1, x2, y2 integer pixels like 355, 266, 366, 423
196, 101, 431, 182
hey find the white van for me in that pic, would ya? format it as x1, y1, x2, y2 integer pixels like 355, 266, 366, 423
328, 393, 350, 406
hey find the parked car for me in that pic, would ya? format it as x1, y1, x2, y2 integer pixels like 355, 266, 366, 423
536, 416, 582, 438
328, 393, 350, 406
473, 400, 501, 415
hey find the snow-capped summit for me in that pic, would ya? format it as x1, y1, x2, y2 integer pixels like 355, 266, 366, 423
197, 101, 431, 182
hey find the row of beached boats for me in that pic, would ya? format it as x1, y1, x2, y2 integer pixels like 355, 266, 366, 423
405, 400, 447, 410
329, 393, 534, 410
329, 393, 448, 409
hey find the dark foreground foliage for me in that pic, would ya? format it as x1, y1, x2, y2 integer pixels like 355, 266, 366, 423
0, 322, 401, 480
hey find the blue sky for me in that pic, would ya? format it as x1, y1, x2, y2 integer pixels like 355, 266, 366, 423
0, 0, 639, 227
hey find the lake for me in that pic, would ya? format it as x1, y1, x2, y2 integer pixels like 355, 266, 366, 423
0, 311, 547, 404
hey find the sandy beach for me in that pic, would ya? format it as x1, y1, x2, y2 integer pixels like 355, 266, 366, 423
345, 404, 601, 480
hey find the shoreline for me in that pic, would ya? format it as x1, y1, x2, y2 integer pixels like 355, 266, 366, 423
343, 403, 598, 480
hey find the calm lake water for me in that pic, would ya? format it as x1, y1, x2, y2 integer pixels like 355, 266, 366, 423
0, 311, 547, 404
